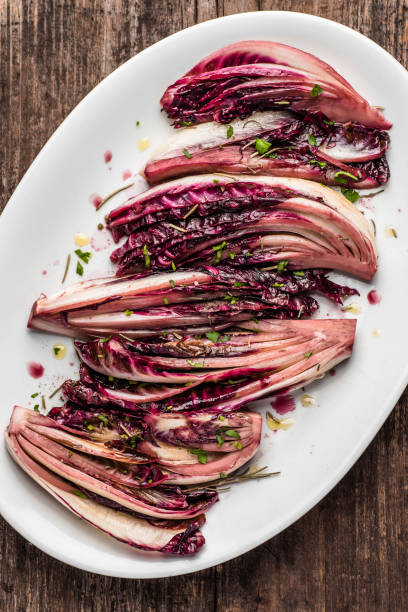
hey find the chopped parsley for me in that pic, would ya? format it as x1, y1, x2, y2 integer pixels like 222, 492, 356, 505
180, 120, 192, 127
226, 124, 234, 138
74, 249, 91, 264
183, 148, 192, 159
163, 297, 169, 305
310, 159, 327, 168
171, 261, 176, 271
31, 392, 39, 398
169, 279, 175, 289
293, 271, 305, 276
142, 244, 151, 268
216, 433, 225, 447
213, 240, 227, 264
255, 138, 271, 155
188, 448, 208, 464
276, 260, 288, 273
273, 282, 284, 287
33, 404, 39, 412
76, 261, 84, 276
124, 309, 133, 316
310, 84, 323, 97
224, 429, 241, 439
304, 351, 313, 358
205, 331, 220, 343
334, 170, 358, 184
186, 359, 204, 368
71, 490, 88, 499
323, 119, 334, 126
341, 187, 360, 203
307, 133, 317, 146
98, 414, 109, 425
233, 281, 245, 287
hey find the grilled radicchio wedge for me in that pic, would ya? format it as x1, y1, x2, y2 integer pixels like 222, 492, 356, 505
69, 319, 356, 413
161, 41, 391, 129
145, 111, 389, 187
28, 266, 357, 339
5, 407, 207, 554
106, 175, 377, 279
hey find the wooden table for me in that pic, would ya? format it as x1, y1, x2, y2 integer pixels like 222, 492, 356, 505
1, 2, 407, 610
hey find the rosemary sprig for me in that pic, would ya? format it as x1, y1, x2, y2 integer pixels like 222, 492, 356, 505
48, 382, 65, 399
167, 223, 187, 233
96, 183, 134, 211
183, 204, 198, 219
61, 254, 71, 284
182, 465, 280, 493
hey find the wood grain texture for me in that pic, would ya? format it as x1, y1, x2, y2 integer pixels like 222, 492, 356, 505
0, 2, 407, 610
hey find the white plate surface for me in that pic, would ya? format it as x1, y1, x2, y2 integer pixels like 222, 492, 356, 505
1, 11, 408, 578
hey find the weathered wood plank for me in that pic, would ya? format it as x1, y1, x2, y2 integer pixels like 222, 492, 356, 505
0, 2, 406, 611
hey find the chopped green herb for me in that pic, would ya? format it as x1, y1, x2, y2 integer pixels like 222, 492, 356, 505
97, 354, 103, 358
188, 448, 208, 464
213, 179, 220, 184
169, 279, 175, 288
183, 148, 192, 159
213, 240, 227, 264
310, 159, 327, 169
142, 244, 151, 268
98, 414, 109, 425
166, 405, 173, 411
310, 84, 323, 97
219, 472, 227, 478
323, 119, 334, 126
255, 138, 271, 155
341, 187, 360, 203
220, 335, 230, 343
163, 297, 169, 305
307, 133, 317, 146
334, 170, 358, 183
273, 282, 284, 287
33, 404, 39, 412
76, 261, 84, 276
206, 331, 220, 343
224, 429, 241, 440
87, 424, 94, 430
108, 375, 114, 382
219, 415, 225, 421
124, 309, 133, 316
31, 392, 39, 398
71, 490, 88, 499
293, 271, 305, 276
229, 252, 235, 260
304, 351, 313, 358
136, 120, 140, 126
233, 281, 245, 287
234, 441, 243, 450
180, 120, 192, 127
226, 124, 234, 138
53, 346, 61, 356
186, 359, 204, 368
216, 433, 225, 447
97, 223, 103, 230
276, 260, 288, 273
68, 450, 73, 458
74, 249, 91, 264
171, 261, 176, 271
100, 336, 111, 343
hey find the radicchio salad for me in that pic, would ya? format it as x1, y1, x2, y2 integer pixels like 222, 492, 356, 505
6, 41, 390, 556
